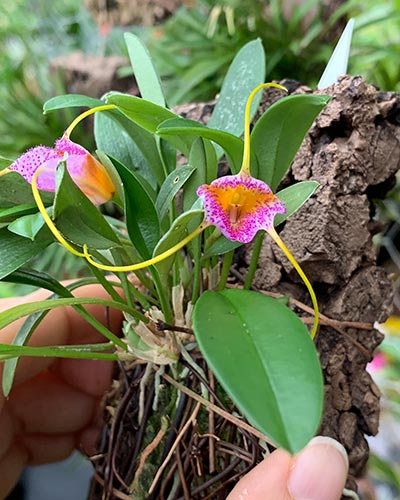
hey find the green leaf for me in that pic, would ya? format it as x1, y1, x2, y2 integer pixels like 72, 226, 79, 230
0, 204, 38, 223
124, 33, 165, 106
208, 39, 265, 143
7, 210, 49, 240
0, 227, 53, 280
203, 235, 242, 259
94, 108, 165, 188
155, 165, 196, 220
183, 137, 218, 212
251, 94, 331, 190
0, 155, 14, 170
274, 181, 319, 226
0, 172, 53, 207
170, 54, 232, 106
0, 296, 137, 330
193, 289, 323, 453
105, 93, 177, 135
157, 118, 243, 172
153, 209, 204, 276
53, 165, 120, 250
2, 308, 48, 396
110, 157, 160, 259
43, 94, 103, 113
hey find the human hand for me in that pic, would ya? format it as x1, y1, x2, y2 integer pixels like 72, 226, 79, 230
227, 435, 349, 500
0, 284, 123, 499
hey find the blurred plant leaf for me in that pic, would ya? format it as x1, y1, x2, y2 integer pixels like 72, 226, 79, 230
124, 33, 165, 106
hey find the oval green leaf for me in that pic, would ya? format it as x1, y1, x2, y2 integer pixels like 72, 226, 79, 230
110, 157, 160, 259
157, 118, 243, 173
192, 289, 323, 453
156, 165, 196, 220
54, 165, 120, 250
43, 94, 103, 113
274, 180, 319, 226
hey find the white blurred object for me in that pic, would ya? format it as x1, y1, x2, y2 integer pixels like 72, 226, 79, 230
317, 18, 354, 89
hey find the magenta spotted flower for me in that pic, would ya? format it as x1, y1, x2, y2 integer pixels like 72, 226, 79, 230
197, 172, 286, 243
9, 135, 115, 205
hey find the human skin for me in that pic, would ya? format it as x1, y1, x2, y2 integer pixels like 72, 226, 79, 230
0, 284, 122, 498
0, 285, 348, 500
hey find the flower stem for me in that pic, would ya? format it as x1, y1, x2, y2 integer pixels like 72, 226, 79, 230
217, 249, 234, 291
0, 167, 11, 177
241, 82, 287, 175
83, 224, 207, 272
267, 227, 319, 339
65, 104, 117, 138
243, 231, 265, 290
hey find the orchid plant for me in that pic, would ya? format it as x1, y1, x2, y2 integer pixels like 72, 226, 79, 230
0, 36, 330, 458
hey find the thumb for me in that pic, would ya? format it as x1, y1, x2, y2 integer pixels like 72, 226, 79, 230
227, 436, 349, 500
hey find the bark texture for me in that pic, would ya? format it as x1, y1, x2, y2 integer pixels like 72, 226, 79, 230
246, 76, 399, 490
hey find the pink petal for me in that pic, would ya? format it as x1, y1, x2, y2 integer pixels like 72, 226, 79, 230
197, 174, 286, 243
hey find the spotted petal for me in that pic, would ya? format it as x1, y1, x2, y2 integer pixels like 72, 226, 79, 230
197, 173, 286, 243
9, 136, 115, 205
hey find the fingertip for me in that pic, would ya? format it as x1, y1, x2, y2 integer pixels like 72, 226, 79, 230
227, 449, 292, 500
288, 436, 348, 500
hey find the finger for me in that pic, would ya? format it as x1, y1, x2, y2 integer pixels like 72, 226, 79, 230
0, 409, 15, 459
21, 433, 75, 466
287, 437, 348, 500
51, 358, 114, 397
227, 437, 349, 500
8, 370, 96, 434
227, 449, 292, 500
0, 443, 27, 500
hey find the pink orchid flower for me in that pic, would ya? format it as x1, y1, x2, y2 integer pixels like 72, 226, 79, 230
197, 172, 286, 244
8, 135, 115, 205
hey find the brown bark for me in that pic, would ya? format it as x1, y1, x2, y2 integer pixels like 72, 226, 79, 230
245, 76, 399, 490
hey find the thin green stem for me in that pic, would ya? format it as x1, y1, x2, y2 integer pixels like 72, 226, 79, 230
0, 344, 118, 361
244, 231, 265, 290
217, 250, 234, 291
87, 263, 124, 303
151, 268, 173, 324
83, 223, 207, 272
267, 227, 319, 338
191, 231, 203, 303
